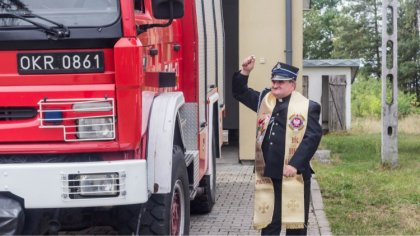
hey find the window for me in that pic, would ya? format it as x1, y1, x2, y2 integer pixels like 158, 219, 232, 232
134, 0, 145, 12
0, 0, 120, 27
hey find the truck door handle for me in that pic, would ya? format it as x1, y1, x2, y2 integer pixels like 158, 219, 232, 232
149, 48, 158, 56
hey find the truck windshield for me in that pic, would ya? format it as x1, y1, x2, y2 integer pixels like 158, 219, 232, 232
0, 0, 120, 27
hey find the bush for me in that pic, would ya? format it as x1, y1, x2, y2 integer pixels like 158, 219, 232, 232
352, 78, 416, 118
398, 91, 417, 117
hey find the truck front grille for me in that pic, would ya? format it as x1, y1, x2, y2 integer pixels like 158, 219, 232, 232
0, 153, 101, 164
0, 107, 37, 121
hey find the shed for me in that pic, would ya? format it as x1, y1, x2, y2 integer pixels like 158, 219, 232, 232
302, 59, 361, 132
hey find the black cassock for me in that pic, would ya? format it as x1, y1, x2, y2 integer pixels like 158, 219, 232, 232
232, 71, 322, 235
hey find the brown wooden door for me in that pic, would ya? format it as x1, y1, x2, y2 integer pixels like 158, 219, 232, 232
302, 75, 309, 98
328, 75, 347, 131
321, 76, 329, 131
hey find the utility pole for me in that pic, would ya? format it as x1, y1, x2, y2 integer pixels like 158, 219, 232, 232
381, 0, 398, 167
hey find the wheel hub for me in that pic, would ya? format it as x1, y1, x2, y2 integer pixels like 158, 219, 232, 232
170, 180, 185, 235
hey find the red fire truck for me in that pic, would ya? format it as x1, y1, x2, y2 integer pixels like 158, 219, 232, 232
0, 0, 225, 234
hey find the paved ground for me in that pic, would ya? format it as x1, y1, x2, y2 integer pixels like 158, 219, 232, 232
190, 145, 332, 235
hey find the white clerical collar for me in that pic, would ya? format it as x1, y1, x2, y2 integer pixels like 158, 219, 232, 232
278, 98, 283, 102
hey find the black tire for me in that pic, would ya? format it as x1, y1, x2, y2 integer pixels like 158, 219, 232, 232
190, 133, 217, 214
139, 145, 190, 235
114, 146, 190, 235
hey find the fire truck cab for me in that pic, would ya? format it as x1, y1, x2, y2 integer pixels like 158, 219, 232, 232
0, 0, 224, 234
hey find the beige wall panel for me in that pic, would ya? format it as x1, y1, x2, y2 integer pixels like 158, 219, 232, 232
238, 0, 303, 160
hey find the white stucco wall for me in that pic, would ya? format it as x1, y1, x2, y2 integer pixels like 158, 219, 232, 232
303, 67, 352, 129
238, 0, 304, 160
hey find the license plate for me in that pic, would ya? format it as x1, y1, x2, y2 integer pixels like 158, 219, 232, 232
17, 51, 104, 74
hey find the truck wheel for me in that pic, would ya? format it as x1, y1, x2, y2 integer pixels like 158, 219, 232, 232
191, 134, 217, 214
138, 145, 190, 235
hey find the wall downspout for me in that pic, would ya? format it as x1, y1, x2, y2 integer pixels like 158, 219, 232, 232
285, 0, 293, 64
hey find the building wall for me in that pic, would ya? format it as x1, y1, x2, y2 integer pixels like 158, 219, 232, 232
302, 67, 352, 129
238, 0, 304, 160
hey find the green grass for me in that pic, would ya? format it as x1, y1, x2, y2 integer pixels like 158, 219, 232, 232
313, 133, 420, 235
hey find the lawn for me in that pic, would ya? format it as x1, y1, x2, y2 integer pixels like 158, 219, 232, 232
313, 132, 420, 235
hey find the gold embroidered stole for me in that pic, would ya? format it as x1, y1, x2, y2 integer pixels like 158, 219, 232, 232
281, 91, 308, 229
253, 91, 309, 230
253, 92, 276, 229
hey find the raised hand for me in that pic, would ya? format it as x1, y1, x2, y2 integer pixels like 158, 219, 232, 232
240, 55, 256, 76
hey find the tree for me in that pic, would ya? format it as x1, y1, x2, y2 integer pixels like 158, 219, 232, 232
304, 0, 382, 79
331, 14, 368, 60
304, 0, 420, 103
303, 0, 342, 59
398, 0, 420, 102
339, 0, 382, 78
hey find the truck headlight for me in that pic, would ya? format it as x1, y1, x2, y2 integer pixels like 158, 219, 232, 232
73, 101, 115, 140
79, 173, 119, 197
77, 117, 114, 139
73, 101, 112, 112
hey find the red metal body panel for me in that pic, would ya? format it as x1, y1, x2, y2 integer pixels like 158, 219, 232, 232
0, 1, 145, 156
0, 0, 204, 164
136, 0, 182, 81
0, 84, 115, 143
114, 37, 143, 152
0, 142, 121, 155
180, 0, 198, 103
120, 0, 137, 37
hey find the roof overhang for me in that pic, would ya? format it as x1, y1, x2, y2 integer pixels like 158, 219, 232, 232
303, 59, 361, 83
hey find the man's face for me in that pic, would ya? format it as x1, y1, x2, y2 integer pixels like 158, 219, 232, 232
271, 80, 295, 99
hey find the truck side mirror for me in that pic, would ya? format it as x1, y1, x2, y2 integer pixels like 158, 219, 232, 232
152, 0, 184, 19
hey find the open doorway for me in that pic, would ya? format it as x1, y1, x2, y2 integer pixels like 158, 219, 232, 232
221, 0, 240, 164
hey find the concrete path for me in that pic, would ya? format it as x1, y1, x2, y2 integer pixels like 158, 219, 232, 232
190, 145, 332, 235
